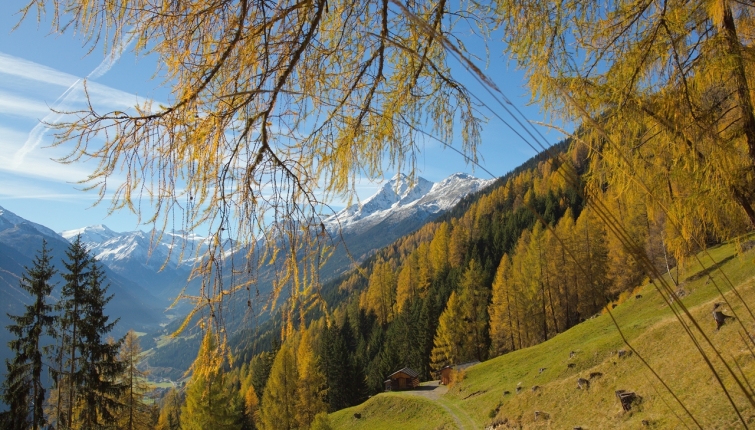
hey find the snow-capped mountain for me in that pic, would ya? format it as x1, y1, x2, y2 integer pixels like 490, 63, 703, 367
319, 172, 494, 277
59, 225, 230, 302
57, 172, 492, 296
0, 206, 60, 240
61, 225, 211, 271
0, 206, 165, 366
324, 172, 494, 235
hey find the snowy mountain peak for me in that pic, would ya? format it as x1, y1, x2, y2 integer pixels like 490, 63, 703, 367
60, 224, 118, 244
358, 175, 434, 217
324, 172, 494, 234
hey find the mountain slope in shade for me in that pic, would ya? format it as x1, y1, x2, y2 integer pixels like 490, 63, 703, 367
0, 205, 165, 365
59, 226, 218, 302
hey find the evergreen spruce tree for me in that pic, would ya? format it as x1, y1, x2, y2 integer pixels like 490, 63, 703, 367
78, 255, 127, 427
0, 240, 56, 430
58, 235, 90, 428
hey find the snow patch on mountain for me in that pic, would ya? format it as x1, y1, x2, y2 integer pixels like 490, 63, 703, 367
324, 172, 494, 234
58, 172, 492, 273
60, 226, 213, 269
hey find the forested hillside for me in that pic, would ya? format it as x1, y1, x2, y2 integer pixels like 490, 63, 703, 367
146, 127, 752, 429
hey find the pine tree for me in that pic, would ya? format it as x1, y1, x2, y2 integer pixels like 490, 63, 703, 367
181, 329, 240, 429
0, 240, 56, 430
117, 330, 152, 429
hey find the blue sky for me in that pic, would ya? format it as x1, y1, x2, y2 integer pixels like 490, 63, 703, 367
0, 2, 564, 234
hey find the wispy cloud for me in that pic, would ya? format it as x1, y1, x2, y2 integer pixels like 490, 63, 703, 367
0, 90, 56, 118
0, 52, 81, 88
8, 31, 138, 169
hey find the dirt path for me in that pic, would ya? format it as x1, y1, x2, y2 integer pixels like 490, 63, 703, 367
402, 381, 477, 429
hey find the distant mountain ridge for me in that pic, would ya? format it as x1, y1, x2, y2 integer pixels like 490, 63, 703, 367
316, 172, 494, 279
60, 225, 211, 270
0, 205, 165, 366
324, 173, 493, 235
60, 172, 494, 287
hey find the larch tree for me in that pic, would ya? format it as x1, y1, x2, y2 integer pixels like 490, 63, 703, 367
19, 0, 486, 333
260, 342, 298, 430
295, 327, 327, 428
155, 388, 182, 430
117, 330, 152, 430
488, 254, 515, 356
430, 291, 464, 370
429, 222, 451, 274
1, 240, 56, 430
181, 329, 240, 430
361, 259, 396, 324
242, 383, 260, 430
458, 259, 490, 362
573, 206, 609, 318
495, 0, 755, 247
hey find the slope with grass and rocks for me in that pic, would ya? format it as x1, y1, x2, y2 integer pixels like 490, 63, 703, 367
330, 238, 755, 429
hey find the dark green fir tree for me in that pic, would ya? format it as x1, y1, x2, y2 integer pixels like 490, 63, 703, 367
77, 257, 126, 427
0, 240, 56, 430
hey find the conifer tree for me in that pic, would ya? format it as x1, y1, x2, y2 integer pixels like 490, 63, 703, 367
430, 291, 464, 370
156, 388, 182, 430
361, 259, 396, 324
117, 330, 152, 429
0, 240, 56, 430
429, 222, 450, 274
78, 257, 126, 428
295, 328, 327, 427
181, 329, 240, 429
58, 235, 90, 429
260, 342, 298, 430
488, 254, 515, 356
242, 383, 260, 430
458, 259, 490, 362
250, 350, 276, 404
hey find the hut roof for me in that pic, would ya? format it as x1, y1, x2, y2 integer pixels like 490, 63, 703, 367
388, 367, 419, 379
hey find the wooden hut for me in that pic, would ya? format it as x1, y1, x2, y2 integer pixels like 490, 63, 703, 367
384, 367, 420, 391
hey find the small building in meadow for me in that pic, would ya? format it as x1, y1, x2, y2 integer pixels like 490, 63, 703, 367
384, 367, 420, 391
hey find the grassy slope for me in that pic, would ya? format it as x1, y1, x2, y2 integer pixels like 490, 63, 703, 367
331, 239, 755, 429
